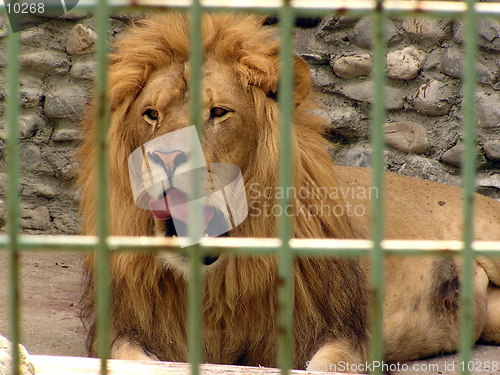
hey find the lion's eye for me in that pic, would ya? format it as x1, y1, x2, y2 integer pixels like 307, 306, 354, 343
144, 109, 159, 125
210, 107, 229, 118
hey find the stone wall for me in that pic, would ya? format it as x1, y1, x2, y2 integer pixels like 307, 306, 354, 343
0, 12, 132, 234
294, 15, 500, 200
0, 12, 499, 235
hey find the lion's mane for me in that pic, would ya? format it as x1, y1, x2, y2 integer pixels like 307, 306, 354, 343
78, 14, 368, 368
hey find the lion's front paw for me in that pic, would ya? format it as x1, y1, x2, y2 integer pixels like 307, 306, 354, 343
307, 341, 368, 373
481, 287, 500, 344
110, 339, 158, 361
0, 335, 35, 375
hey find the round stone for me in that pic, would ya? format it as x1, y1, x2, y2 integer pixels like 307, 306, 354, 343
332, 54, 372, 79
387, 46, 426, 80
413, 80, 455, 116
384, 122, 431, 154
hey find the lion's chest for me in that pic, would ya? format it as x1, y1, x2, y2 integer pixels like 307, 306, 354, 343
201, 288, 278, 366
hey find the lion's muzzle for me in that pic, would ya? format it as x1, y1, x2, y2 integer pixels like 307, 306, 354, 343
147, 150, 187, 179
127, 126, 248, 248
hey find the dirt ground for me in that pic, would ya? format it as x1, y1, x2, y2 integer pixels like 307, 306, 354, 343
0, 252, 85, 357
1, 252, 499, 374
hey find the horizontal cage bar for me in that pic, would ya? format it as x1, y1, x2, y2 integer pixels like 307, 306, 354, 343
0, 235, 499, 255
1, 1, 500, 15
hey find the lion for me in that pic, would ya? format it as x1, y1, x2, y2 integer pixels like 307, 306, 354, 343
78, 14, 500, 371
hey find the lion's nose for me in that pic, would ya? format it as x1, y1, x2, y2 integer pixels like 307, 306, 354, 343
149, 150, 186, 178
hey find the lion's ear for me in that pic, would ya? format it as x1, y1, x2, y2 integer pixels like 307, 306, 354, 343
258, 54, 311, 102
294, 54, 311, 101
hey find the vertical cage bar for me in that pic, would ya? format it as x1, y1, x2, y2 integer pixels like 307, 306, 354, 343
94, 0, 111, 374
277, 1, 295, 373
458, 1, 478, 374
6, 9, 21, 375
188, 1, 204, 375
369, 1, 387, 372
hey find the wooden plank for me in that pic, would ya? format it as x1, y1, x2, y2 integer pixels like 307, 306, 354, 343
30, 355, 334, 375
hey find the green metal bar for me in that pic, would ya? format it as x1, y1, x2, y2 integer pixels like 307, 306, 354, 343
6, 8, 21, 375
2, 235, 500, 256
1, 0, 499, 19
277, 2, 295, 373
188, 1, 204, 375
369, 1, 387, 372
459, 1, 478, 373
24, 1, 500, 17
94, 0, 111, 374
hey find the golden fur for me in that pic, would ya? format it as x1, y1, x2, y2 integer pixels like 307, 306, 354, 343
78, 14, 500, 371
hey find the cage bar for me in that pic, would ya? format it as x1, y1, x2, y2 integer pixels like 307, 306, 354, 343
277, 1, 295, 373
24, 0, 499, 16
187, 1, 205, 375
458, 1, 479, 374
367, 1, 386, 372
3, 235, 500, 256
93, 0, 112, 374
6, 9, 21, 375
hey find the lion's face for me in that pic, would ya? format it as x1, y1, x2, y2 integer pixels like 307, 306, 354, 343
126, 59, 260, 274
